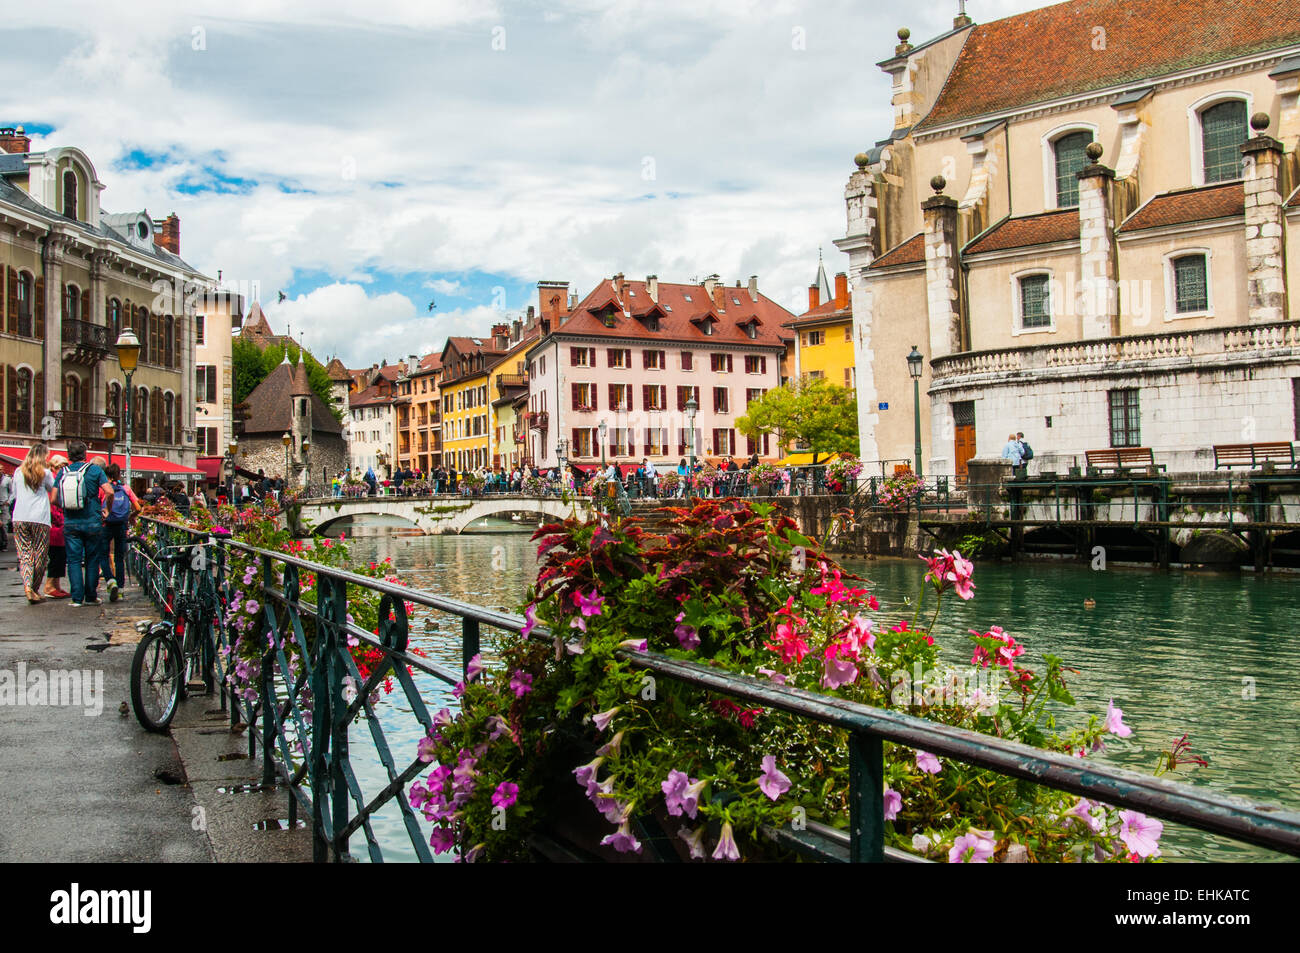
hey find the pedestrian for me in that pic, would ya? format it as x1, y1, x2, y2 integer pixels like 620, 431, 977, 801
193, 485, 208, 510
1016, 432, 1034, 476
102, 462, 139, 598
0, 465, 12, 551
13, 444, 57, 604
57, 441, 112, 607
169, 482, 191, 516
1001, 432, 1024, 472
45, 500, 68, 600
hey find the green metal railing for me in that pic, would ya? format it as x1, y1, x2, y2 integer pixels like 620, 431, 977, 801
134, 517, 1300, 863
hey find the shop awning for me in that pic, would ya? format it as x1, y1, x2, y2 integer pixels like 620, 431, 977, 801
773, 452, 841, 467
196, 456, 225, 481
0, 445, 205, 478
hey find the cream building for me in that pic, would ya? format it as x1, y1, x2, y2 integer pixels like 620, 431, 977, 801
193, 288, 243, 483
0, 125, 206, 479
837, 0, 1300, 478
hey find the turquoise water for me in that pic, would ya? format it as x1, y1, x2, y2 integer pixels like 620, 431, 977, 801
329, 517, 1300, 862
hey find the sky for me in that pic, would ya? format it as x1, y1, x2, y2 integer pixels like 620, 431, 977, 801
5, 0, 1046, 368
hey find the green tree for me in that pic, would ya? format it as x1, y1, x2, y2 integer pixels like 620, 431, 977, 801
232, 337, 343, 422
736, 377, 858, 463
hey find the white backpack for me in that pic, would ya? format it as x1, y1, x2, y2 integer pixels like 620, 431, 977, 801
59, 463, 89, 512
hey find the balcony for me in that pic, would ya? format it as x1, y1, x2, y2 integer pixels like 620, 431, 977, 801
930, 321, 1300, 391
61, 319, 112, 365
527, 410, 549, 430
53, 409, 113, 441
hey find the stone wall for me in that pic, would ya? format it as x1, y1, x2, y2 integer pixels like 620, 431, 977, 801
237, 434, 346, 487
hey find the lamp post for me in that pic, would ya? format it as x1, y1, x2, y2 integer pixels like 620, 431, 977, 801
101, 418, 117, 456
227, 438, 238, 502
115, 329, 140, 487
302, 438, 312, 490
685, 394, 698, 489
907, 345, 924, 479
556, 437, 568, 490
282, 432, 291, 486
598, 420, 608, 470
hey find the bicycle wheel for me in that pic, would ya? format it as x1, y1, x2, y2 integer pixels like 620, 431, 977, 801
131, 627, 183, 732
178, 616, 206, 699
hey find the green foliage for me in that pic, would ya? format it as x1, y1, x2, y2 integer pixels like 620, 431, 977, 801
232, 337, 343, 422
736, 378, 858, 463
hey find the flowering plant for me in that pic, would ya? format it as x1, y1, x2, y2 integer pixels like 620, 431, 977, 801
521, 475, 547, 497
824, 454, 864, 492
746, 463, 782, 494
408, 500, 1187, 863
878, 471, 923, 511
658, 471, 681, 494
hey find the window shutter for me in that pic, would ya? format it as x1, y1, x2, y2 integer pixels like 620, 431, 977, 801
608, 348, 616, 368
570, 347, 578, 366
628, 429, 636, 458
712, 388, 719, 413
81, 288, 90, 323
728, 429, 735, 456
677, 387, 685, 412
5, 268, 15, 335
34, 278, 44, 338
33, 372, 43, 433
2, 367, 9, 433
760, 357, 767, 374
642, 350, 650, 368
207, 366, 217, 403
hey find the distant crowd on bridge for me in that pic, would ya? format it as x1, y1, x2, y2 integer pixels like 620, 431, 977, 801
311, 455, 858, 502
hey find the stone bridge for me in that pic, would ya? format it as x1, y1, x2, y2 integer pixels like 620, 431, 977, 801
284, 494, 596, 535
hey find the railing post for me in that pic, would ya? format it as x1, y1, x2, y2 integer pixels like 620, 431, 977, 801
848, 731, 884, 862
462, 617, 480, 681
260, 554, 277, 789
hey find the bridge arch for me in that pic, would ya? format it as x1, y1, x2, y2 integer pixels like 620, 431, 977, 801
286, 495, 585, 536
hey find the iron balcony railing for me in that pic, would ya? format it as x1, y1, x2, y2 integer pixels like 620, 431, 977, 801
135, 515, 1300, 864
61, 318, 112, 351
52, 409, 114, 441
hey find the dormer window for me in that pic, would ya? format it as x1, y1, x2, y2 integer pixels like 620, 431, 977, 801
684, 294, 692, 302
62, 170, 78, 219
703, 321, 713, 336
745, 322, 757, 340
647, 317, 659, 331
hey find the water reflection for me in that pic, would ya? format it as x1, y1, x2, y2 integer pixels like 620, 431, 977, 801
329, 516, 1300, 862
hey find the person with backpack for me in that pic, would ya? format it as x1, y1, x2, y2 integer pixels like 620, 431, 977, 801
1016, 431, 1034, 477
101, 462, 139, 600
58, 440, 113, 607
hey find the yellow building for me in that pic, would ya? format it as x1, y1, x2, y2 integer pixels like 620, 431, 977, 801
785, 264, 855, 390
439, 329, 510, 474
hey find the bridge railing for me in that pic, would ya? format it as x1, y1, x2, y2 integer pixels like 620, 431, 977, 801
133, 515, 1300, 863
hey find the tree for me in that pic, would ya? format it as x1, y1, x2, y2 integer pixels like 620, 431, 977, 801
232, 337, 344, 422
736, 377, 858, 463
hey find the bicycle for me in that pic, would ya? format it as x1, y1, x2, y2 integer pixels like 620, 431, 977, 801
128, 536, 224, 733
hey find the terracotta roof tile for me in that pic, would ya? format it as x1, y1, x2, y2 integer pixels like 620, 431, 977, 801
546, 278, 792, 349
964, 210, 1079, 255
783, 297, 851, 330
242, 362, 343, 436
916, 0, 1300, 132
1287, 185, 1300, 208
1119, 183, 1244, 232
869, 233, 925, 269
348, 384, 394, 408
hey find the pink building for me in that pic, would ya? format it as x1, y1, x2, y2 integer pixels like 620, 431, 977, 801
524, 274, 792, 472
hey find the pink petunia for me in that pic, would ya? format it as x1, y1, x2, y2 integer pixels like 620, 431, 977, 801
1118, 810, 1163, 858
948, 828, 996, 863
757, 755, 791, 801
915, 750, 942, 774
883, 787, 902, 821
1105, 699, 1133, 737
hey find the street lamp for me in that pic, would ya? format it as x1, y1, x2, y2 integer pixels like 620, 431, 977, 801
282, 431, 292, 484
598, 420, 608, 470
685, 394, 698, 488
907, 345, 924, 479
227, 438, 238, 502
115, 329, 140, 486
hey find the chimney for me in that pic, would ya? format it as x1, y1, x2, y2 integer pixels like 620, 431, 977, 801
1241, 113, 1288, 324
537, 280, 570, 324
702, 274, 719, 298
491, 323, 509, 349
922, 175, 963, 358
614, 272, 625, 295
834, 272, 849, 309
1075, 143, 1119, 338
408, 354, 417, 372
647, 275, 659, 302
569, 293, 578, 311
747, 275, 758, 301
0, 126, 30, 155
512, 318, 522, 341
808, 284, 820, 311
525, 305, 535, 328
154, 213, 181, 255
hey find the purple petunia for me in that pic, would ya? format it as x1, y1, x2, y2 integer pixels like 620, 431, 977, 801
429, 826, 455, 854
575, 589, 605, 617
915, 750, 942, 774
592, 707, 620, 732
416, 733, 438, 763
491, 781, 519, 810
757, 755, 791, 801
674, 613, 700, 650
883, 787, 902, 821
600, 819, 642, 854
509, 670, 533, 697
466, 654, 484, 682
522, 603, 539, 638
712, 821, 741, 862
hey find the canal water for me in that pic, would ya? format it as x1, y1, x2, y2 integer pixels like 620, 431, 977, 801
330, 515, 1300, 863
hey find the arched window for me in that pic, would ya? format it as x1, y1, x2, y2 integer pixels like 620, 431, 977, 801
9, 366, 33, 434
64, 375, 84, 416
173, 394, 183, 446
1201, 100, 1248, 184
107, 382, 122, 432
164, 315, 174, 368
136, 387, 149, 442
64, 283, 80, 322
163, 392, 174, 444
151, 387, 163, 444
1052, 131, 1093, 208
108, 298, 121, 340
62, 170, 78, 219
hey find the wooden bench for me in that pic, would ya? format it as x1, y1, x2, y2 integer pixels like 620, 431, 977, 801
1083, 447, 1165, 473
1213, 442, 1296, 469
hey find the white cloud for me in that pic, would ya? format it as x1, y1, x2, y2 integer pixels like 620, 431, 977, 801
11, 0, 1053, 365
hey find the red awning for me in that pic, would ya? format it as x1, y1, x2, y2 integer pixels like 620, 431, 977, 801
196, 456, 225, 481
0, 445, 204, 477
